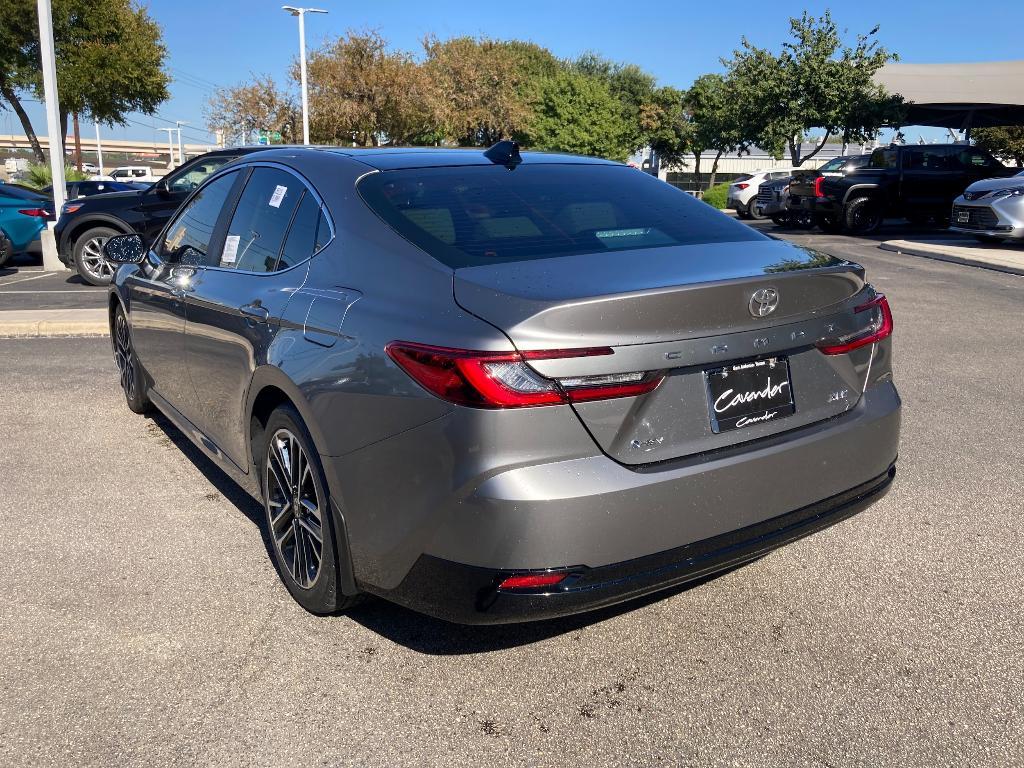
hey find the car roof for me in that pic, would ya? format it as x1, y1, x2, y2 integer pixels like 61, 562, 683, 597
230, 145, 620, 171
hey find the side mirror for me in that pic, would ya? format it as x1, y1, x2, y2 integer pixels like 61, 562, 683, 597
153, 178, 170, 197
103, 233, 146, 264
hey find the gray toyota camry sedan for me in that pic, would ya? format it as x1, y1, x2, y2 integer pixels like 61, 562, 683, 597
103, 142, 900, 624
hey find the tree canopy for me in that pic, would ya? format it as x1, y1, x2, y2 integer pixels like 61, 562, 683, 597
0, 0, 169, 162
972, 126, 1024, 168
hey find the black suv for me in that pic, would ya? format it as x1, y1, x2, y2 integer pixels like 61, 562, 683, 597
55, 147, 270, 285
790, 144, 1011, 234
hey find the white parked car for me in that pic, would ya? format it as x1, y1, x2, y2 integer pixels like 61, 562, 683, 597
727, 169, 797, 219
106, 166, 158, 182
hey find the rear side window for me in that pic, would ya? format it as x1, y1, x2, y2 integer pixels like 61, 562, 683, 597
869, 149, 898, 169
278, 192, 322, 270
358, 164, 763, 269
221, 167, 302, 272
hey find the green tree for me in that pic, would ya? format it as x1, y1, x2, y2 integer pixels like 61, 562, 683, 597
686, 74, 747, 187
643, 86, 692, 167
519, 69, 630, 160
722, 11, 900, 166
972, 126, 1024, 167
304, 31, 435, 147
573, 54, 658, 154
0, 0, 169, 163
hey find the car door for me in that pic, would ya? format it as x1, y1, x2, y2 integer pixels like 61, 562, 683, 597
125, 170, 243, 424
183, 165, 326, 468
137, 154, 241, 244
901, 146, 961, 213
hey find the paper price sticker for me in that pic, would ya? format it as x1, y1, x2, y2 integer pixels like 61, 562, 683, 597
269, 185, 288, 208
222, 234, 240, 264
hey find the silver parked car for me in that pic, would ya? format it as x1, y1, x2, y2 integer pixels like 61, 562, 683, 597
103, 142, 900, 624
951, 169, 1024, 242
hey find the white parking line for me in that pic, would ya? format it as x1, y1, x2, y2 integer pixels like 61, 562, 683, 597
0, 273, 58, 287
0, 290, 104, 294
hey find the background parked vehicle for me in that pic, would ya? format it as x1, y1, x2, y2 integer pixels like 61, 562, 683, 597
104, 166, 159, 183
755, 176, 815, 228
950, 168, 1024, 242
55, 147, 270, 285
0, 183, 52, 268
44, 180, 151, 199
800, 144, 1010, 234
728, 169, 796, 219
788, 155, 871, 232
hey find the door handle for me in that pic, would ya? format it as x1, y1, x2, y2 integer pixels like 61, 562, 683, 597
240, 303, 270, 323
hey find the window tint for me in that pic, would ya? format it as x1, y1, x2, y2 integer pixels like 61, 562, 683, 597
278, 191, 321, 270
869, 149, 898, 169
907, 147, 954, 171
315, 210, 331, 251
221, 167, 302, 272
358, 164, 764, 269
819, 158, 845, 172
168, 156, 236, 194
954, 149, 999, 170
159, 171, 239, 265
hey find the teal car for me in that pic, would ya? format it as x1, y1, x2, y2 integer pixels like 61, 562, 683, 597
0, 183, 51, 268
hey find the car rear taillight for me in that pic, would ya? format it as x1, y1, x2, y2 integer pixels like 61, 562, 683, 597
736, 183, 750, 190
813, 177, 825, 198
17, 208, 50, 218
817, 295, 893, 355
498, 572, 568, 591
385, 342, 663, 408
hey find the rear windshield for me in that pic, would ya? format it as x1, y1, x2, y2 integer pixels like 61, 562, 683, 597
358, 164, 764, 269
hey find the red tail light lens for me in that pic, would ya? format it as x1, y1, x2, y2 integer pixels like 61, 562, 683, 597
817, 295, 893, 355
17, 208, 50, 218
498, 572, 567, 591
813, 176, 825, 198
386, 342, 663, 408
736, 183, 750, 190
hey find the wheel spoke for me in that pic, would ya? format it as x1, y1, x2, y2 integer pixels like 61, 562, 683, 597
265, 427, 324, 590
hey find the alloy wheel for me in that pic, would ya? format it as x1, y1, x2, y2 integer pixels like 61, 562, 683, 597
265, 429, 324, 589
80, 236, 115, 281
113, 311, 136, 400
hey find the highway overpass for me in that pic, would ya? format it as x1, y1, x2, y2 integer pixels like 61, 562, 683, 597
0, 133, 217, 162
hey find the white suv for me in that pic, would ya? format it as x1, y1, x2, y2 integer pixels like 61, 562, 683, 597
727, 169, 796, 219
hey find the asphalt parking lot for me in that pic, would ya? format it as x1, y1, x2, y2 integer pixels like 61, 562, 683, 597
0, 253, 106, 311
1, 229, 1022, 767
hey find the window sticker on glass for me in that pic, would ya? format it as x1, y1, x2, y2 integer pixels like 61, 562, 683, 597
222, 234, 240, 264
269, 185, 288, 208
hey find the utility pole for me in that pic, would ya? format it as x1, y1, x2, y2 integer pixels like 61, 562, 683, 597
175, 120, 189, 165
94, 121, 104, 176
157, 127, 176, 167
282, 6, 328, 145
36, 0, 66, 271
72, 112, 82, 171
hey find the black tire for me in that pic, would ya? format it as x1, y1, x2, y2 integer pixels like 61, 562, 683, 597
792, 210, 816, 229
112, 305, 151, 414
735, 207, 751, 220
746, 200, 766, 220
0, 233, 13, 269
73, 225, 121, 286
770, 214, 790, 227
817, 214, 844, 234
261, 404, 358, 615
843, 196, 883, 235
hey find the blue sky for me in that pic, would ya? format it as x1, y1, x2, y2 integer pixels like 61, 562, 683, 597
9, 0, 1024, 146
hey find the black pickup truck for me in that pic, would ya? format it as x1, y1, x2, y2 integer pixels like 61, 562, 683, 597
789, 144, 1012, 234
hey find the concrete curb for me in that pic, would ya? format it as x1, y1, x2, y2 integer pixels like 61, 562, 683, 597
0, 309, 109, 338
879, 240, 1024, 276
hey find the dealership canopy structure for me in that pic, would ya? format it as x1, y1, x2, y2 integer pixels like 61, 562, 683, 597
874, 60, 1024, 130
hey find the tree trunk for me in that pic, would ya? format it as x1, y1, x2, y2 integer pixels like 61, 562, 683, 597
60, 108, 69, 147
692, 151, 702, 192
789, 138, 800, 166
708, 150, 724, 188
0, 82, 45, 163
73, 113, 83, 171
798, 131, 832, 166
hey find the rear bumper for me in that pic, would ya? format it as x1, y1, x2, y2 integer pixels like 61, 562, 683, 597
795, 196, 838, 215
328, 380, 901, 621
379, 462, 896, 624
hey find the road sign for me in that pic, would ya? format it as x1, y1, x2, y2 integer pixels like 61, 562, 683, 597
257, 135, 270, 145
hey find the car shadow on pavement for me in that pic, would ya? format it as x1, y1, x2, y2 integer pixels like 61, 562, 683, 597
145, 410, 739, 654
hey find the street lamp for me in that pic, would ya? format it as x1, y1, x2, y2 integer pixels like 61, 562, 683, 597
282, 6, 327, 145
157, 127, 176, 167
175, 120, 189, 165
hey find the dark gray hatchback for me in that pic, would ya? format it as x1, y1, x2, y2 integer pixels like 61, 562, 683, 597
105, 143, 900, 624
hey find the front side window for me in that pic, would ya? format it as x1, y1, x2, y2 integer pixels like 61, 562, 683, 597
159, 172, 239, 265
358, 163, 764, 269
220, 167, 303, 272
168, 156, 236, 194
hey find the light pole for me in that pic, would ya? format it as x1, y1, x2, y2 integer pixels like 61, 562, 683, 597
36, 0, 65, 271
175, 120, 189, 164
94, 121, 104, 176
282, 6, 327, 145
157, 127, 176, 167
